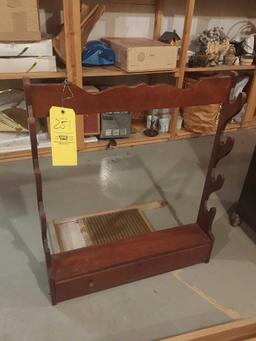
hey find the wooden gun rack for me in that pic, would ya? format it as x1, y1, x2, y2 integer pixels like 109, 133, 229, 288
24, 76, 245, 304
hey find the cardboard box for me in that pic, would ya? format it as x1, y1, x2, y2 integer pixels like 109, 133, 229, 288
0, 0, 41, 42
103, 37, 178, 72
0, 56, 56, 73
0, 39, 53, 57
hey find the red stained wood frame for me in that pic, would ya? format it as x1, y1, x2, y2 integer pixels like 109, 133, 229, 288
24, 77, 234, 116
52, 225, 211, 303
83, 113, 100, 136
197, 91, 246, 233
23, 76, 246, 304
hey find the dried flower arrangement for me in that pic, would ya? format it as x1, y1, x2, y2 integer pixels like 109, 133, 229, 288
191, 27, 230, 67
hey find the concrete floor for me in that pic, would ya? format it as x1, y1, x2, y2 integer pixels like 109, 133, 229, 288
1, 129, 256, 341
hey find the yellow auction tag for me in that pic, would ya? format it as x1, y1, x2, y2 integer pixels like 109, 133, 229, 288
50, 106, 77, 166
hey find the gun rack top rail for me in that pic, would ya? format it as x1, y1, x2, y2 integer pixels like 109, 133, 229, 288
24, 76, 234, 117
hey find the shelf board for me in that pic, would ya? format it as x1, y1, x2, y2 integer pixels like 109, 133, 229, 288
82, 132, 170, 152
1, 120, 255, 163
185, 65, 256, 73
83, 65, 179, 78
0, 66, 179, 80
0, 69, 67, 80
242, 117, 256, 129
0, 132, 170, 163
175, 123, 241, 139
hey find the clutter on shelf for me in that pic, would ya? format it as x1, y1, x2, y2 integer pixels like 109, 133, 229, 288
0, 0, 41, 42
189, 27, 230, 67
53, 3, 105, 64
240, 54, 254, 66
230, 22, 256, 65
144, 109, 159, 137
0, 89, 24, 110
159, 110, 171, 133
0, 89, 27, 133
183, 102, 221, 134
144, 108, 171, 137
102, 37, 178, 72
0, 89, 38, 132
0, 56, 56, 74
0, 109, 28, 134
224, 45, 238, 65
189, 26, 255, 67
100, 112, 131, 139
232, 76, 250, 123
0, 88, 50, 153
0, 39, 53, 57
159, 30, 181, 47
183, 76, 222, 134
83, 86, 100, 136
82, 41, 115, 66
182, 74, 250, 134
0, 0, 56, 74
0, 39, 56, 73
0, 0, 55, 74
0, 132, 50, 153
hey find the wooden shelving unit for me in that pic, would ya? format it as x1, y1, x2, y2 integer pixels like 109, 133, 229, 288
0, 66, 179, 80
0, 132, 170, 164
83, 65, 180, 78
185, 65, 256, 73
0, 69, 67, 80
176, 123, 241, 140
0, 0, 255, 162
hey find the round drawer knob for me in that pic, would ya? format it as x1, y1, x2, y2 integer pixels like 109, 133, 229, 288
88, 279, 94, 288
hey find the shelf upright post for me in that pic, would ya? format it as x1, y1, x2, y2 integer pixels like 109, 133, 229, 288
242, 69, 256, 127
170, 0, 196, 139
63, 0, 84, 149
154, 0, 164, 40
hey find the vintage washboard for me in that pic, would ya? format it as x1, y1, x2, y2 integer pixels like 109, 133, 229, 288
23, 77, 245, 304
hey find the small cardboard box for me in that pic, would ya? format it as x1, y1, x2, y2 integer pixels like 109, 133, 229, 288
103, 37, 178, 72
0, 56, 56, 73
0, 39, 53, 57
0, 0, 41, 42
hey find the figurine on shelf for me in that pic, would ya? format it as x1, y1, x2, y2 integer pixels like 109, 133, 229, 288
144, 110, 159, 137
241, 54, 254, 66
230, 32, 255, 66
242, 34, 255, 55
224, 45, 237, 65
241, 34, 255, 65
160, 30, 181, 47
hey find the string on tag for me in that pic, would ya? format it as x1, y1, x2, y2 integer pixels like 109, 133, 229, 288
61, 79, 74, 108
